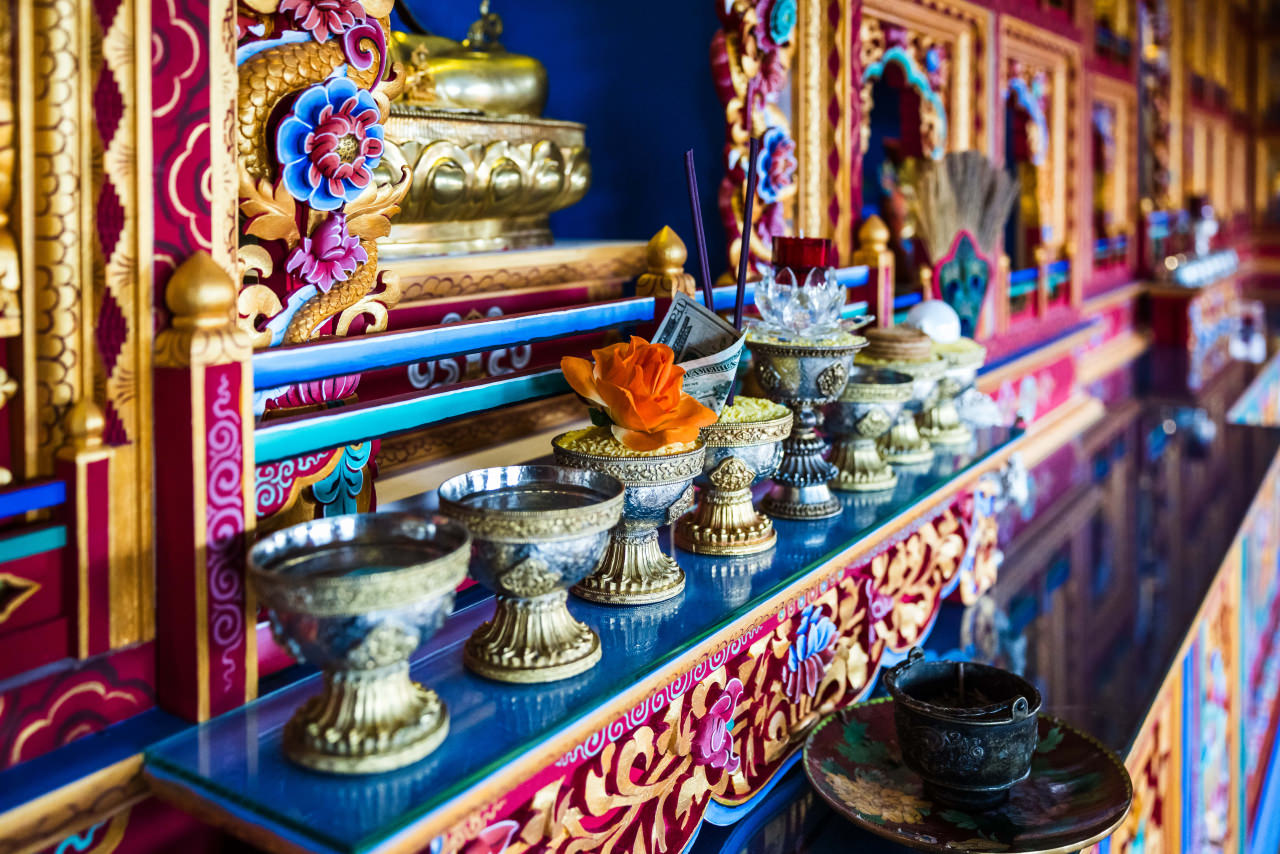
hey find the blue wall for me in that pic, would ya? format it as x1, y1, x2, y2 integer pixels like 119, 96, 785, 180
394, 1, 728, 269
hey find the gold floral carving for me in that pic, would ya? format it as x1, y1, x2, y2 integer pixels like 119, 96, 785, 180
442, 494, 623, 544
390, 248, 644, 303
239, 169, 300, 247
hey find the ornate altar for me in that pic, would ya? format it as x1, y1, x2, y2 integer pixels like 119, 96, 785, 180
0, 2, 1278, 854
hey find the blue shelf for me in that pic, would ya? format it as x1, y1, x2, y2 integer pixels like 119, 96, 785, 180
147, 426, 1019, 854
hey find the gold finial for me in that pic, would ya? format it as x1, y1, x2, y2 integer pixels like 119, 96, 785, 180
167, 251, 237, 330
155, 251, 251, 368
919, 265, 934, 298
636, 226, 697, 299
59, 398, 105, 456
858, 216, 891, 252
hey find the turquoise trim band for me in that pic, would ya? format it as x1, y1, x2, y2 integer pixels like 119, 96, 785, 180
254, 369, 570, 464
0, 525, 67, 565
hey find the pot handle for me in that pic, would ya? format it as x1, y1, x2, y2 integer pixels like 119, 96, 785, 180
1010, 695, 1031, 722
906, 646, 925, 664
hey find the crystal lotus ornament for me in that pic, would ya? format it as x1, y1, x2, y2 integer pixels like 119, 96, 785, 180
754, 265, 847, 340
286, 212, 367, 292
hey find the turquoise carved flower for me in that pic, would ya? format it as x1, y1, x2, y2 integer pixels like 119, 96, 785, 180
769, 0, 797, 45
276, 76, 385, 211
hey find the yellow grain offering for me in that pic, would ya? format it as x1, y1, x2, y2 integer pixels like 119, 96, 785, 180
717, 397, 790, 424
558, 426, 699, 457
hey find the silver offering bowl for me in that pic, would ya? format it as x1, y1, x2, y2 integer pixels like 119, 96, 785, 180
857, 354, 947, 465
748, 335, 867, 519
825, 366, 915, 492
438, 465, 624, 683
918, 341, 987, 447
674, 410, 792, 556
248, 513, 470, 774
552, 435, 705, 605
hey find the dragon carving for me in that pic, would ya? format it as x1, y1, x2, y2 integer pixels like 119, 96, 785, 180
236, 0, 408, 410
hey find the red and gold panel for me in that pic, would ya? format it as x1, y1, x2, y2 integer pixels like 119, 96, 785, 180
432, 496, 996, 854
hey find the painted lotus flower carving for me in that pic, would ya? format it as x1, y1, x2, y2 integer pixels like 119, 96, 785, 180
277, 76, 385, 211
768, 0, 797, 45
694, 677, 743, 773
755, 125, 797, 205
286, 212, 367, 292
784, 604, 837, 703
280, 0, 366, 43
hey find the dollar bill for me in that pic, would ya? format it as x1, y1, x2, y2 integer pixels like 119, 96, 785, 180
652, 292, 746, 414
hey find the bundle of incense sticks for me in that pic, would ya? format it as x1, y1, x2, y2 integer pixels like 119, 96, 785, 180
684, 150, 716, 311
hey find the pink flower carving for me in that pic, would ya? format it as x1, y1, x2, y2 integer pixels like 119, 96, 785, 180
280, 0, 366, 43
286, 212, 367, 292
864, 577, 894, 646
695, 678, 743, 773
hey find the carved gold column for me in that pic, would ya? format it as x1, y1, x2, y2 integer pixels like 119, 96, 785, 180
154, 252, 256, 721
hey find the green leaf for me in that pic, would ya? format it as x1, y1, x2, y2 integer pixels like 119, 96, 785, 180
588, 408, 612, 428
836, 718, 891, 765
1036, 725, 1064, 754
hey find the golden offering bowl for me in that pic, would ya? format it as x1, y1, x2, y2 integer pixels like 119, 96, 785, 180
747, 335, 868, 519
825, 367, 915, 492
918, 340, 987, 448
438, 465, 624, 684
248, 513, 470, 774
552, 435, 705, 606
674, 409, 793, 556
857, 353, 947, 465
381, 108, 589, 257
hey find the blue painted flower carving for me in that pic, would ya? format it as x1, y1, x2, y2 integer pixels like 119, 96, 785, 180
276, 76, 385, 211
756, 125, 797, 205
784, 603, 838, 703
769, 0, 797, 44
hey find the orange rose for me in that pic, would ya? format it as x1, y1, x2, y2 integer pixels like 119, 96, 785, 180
561, 336, 717, 451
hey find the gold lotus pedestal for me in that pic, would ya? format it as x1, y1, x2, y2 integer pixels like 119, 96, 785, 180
381, 108, 590, 257
748, 335, 868, 519
438, 465, 624, 683
247, 514, 471, 774
918, 340, 987, 448
553, 435, 705, 605
826, 367, 916, 492
674, 410, 792, 556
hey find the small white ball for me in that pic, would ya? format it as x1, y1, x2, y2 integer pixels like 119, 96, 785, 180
903, 300, 961, 343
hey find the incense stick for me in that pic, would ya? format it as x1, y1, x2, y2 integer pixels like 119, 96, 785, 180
684, 150, 715, 310
733, 135, 761, 332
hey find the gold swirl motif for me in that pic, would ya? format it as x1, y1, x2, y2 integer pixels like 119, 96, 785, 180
817, 362, 848, 398
283, 241, 379, 345
708, 456, 755, 492
855, 407, 894, 439
497, 557, 560, 599
839, 380, 913, 405
237, 40, 382, 181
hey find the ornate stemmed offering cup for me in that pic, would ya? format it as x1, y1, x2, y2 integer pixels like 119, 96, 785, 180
918, 338, 987, 448
825, 366, 915, 492
884, 648, 1043, 810
553, 430, 705, 605
674, 398, 792, 555
748, 332, 868, 519
248, 513, 470, 774
855, 327, 948, 466
438, 465, 624, 683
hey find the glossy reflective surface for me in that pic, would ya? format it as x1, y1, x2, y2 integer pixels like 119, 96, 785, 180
691, 359, 1280, 853
146, 429, 1015, 854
